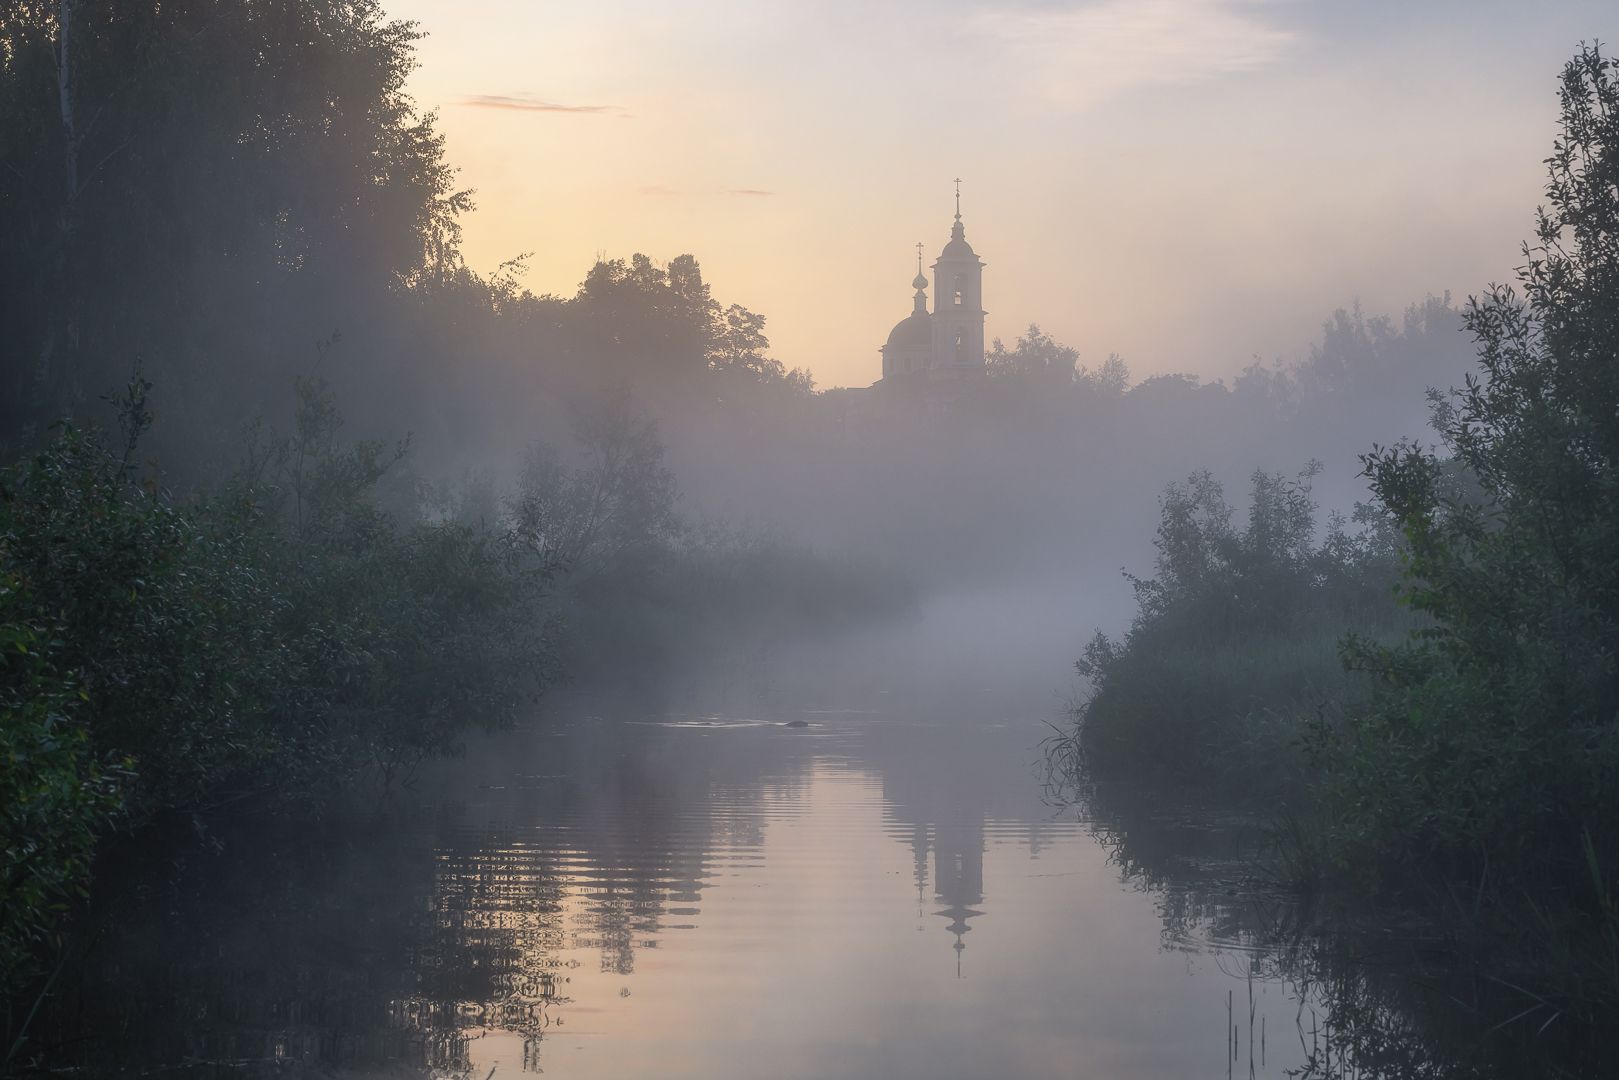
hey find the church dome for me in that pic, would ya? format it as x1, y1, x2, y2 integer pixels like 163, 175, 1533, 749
885, 311, 932, 351
912, 271, 929, 290
939, 213, 976, 259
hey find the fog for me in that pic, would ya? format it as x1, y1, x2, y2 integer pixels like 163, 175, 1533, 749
4, 5, 1615, 1078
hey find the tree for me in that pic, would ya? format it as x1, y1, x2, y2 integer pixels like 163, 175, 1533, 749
986, 324, 1078, 384
571, 254, 713, 388
1080, 352, 1130, 396
1334, 44, 1619, 890
0, 1, 469, 434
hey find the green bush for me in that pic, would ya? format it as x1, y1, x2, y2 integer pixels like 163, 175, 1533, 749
1318, 45, 1619, 903
1069, 466, 1405, 794
0, 376, 556, 1000
0, 576, 124, 990
1060, 45, 1619, 1020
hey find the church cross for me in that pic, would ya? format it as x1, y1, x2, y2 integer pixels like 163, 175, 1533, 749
953, 177, 962, 219
916, 241, 924, 276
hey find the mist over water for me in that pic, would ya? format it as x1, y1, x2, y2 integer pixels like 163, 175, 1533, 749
5, 6, 1618, 1078
20, 613, 1567, 1079
26, 640, 1330, 1079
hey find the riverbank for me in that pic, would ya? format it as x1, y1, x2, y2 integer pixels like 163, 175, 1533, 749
1049, 467, 1619, 1077
0, 382, 908, 1051
1054, 50, 1619, 1070
1075, 775, 1619, 1079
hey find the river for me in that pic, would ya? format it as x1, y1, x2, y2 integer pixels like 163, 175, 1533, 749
25, 587, 1564, 1079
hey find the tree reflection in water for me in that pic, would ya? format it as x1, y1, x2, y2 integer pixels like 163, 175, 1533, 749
21, 706, 822, 1078
26, 696, 1615, 1079
1076, 778, 1613, 1080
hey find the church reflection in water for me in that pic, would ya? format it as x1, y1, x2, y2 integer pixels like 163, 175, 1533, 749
33, 706, 1045, 1077
872, 715, 1046, 982
922, 818, 986, 976
27, 700, 1525, 1080
402, 712, 1023, 1071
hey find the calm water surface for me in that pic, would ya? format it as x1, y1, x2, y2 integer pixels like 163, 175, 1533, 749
420, 713, 1310, 1079
38, 686, 1353, 1079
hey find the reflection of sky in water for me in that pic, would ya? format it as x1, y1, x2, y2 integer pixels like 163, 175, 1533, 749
420, 713, 1320, 1079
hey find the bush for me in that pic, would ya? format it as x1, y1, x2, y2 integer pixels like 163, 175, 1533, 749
0, 376, 555, 1000
1318, 45, 1619, 903
0, 576, 124, 990
1068, 465, 1406, 794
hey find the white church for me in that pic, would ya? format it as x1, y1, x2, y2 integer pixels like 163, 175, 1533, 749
874, 185, 987, 387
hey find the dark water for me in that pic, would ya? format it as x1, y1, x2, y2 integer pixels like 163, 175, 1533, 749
19, 630, 1565, 1079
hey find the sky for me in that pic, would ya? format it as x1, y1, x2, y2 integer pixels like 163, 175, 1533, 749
381, 0, 1612, 389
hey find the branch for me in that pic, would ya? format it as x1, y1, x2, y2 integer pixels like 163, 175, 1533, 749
74, 134, 134, 198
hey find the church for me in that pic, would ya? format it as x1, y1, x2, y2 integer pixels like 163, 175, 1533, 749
874, 184, 987, 387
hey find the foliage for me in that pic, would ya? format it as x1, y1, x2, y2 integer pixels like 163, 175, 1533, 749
0, 376, 556, 1000
500, 393, 905, 681
507, 391, 681, 578
1056, 45, 1619, 1026
0, 575, 125, 992
568, 252, 814, 402
987, 324, 1079, 384
1071, 466, 1406, 791
1316, 45, 1619, 904
0, 0, 469, 431
254, 376, 557, 776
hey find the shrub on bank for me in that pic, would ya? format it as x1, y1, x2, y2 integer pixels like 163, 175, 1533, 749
1061, 45, 1619, 1018
0, 377, 911, 1005
1071, 466, 1405, 795
1315, 45, 1619, 908
0, 377, 554, 994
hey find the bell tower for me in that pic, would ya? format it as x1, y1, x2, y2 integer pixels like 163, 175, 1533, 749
930, 179, 986, 373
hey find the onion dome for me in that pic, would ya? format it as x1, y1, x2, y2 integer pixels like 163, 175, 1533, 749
886, 311, 932, 350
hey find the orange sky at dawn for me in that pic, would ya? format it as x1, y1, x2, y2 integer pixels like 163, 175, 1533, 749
382, 0, 1609, 388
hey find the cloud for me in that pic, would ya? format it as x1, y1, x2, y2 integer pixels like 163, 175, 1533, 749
458, 94, 629, 117
728, 188, 774, 196
971, 0, 1300, 109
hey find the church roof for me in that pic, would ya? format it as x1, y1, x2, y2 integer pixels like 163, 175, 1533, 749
939, 217, 976, 259
884, 311, 932, 351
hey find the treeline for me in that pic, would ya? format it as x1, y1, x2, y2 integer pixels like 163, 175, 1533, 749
0, 1, 812, 468
1056, 43, 1619, 1042
0, 2, 1479, 593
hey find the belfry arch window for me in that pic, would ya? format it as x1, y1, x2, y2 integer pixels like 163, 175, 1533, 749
955, 331, 966, 359
952, 274, 965, 307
